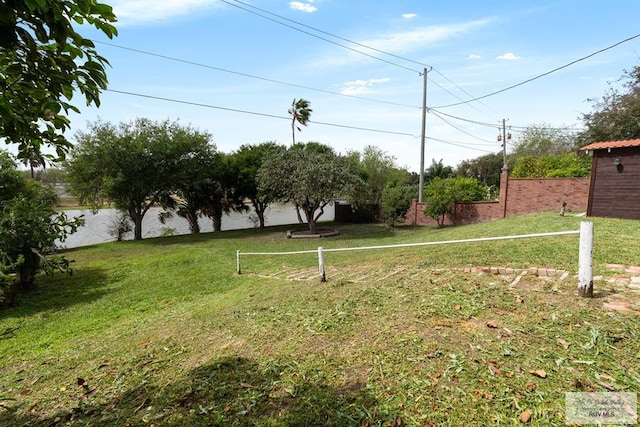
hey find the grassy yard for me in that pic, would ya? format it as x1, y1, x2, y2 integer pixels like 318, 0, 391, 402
1, 212, 639, 426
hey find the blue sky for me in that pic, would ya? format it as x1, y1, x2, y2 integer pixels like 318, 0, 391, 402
68, 0, 640, 172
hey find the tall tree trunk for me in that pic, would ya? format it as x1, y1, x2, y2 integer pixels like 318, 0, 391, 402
295, 204, 304, 224
186, 210, 200, 234
131, 210, 143, 240
303, 208, 316, 234
210, 202, 223, 232
212, 214, 222, 232
252, 198, 267, 229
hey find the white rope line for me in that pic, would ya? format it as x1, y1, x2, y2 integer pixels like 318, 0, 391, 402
238, 230, 580, 257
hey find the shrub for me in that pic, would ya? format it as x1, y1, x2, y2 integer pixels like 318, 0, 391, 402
423, 177, 487, 227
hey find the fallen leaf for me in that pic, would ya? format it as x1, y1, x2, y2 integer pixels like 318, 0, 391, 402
455, 305, 462, 310
239, 382, 253, 388
77, 378, 87, 387
520, 410, 531, 423
598, 373, 616, 382
488, 365, 504, 377
19, 389, 31, 396
526, 383, 536, 392
557, 338, 569, 349
486, 320, 499, 328
598, 382, 616, 391
515, 297, 524, 304
474, 390, 493, 400
223, 405, 230, 413
529, 369, 547, 378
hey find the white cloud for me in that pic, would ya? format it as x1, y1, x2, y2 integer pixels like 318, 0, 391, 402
468, 54, 481, 59
340, 78, 391, 95
496, 52, 521, 60
290, 1, 317, 13
361, 19, 492, 55
402, 13, 417, 19
110, 0, 219, 25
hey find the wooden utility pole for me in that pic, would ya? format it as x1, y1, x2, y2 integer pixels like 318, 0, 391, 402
418, 67, 430, 203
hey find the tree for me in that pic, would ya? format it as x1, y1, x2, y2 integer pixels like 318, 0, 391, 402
288, 98, 312, 145
200, 152, 246, 233
425, 159, 454, 182
257, 143, 362, 234
579, 66, 640, 144
0, 150, 27, 202
231, 142, 285, 229
511, 123, 577, 158
456, 152, 504, 191
17, 141, 47, 179
0, 151, 82, 307
380, 183, 414, 228
423, 177, 487, 227
511, 153, 591, 178
66, 118, 214, 240
165, 145, 221, 234
0, 0, 117, 161
347, 145, 409, 221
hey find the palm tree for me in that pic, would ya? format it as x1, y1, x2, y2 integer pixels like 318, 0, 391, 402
18, 142, 46, 179
288, 98, 312, 145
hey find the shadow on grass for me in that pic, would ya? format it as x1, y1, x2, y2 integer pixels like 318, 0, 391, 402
2, 356, 393, 426
124, 222, 404, 248
1, 267, 111, 319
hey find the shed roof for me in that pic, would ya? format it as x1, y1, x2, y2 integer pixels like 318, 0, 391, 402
581, 139, 640, 151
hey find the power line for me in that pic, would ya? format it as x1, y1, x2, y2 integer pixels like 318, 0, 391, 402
222, 0, 487, 108
429, 109, 496, 144
428, 109, 499, 128
433, 32, 640, 108
426, 136, 496, 153
431, 67, 486, 111
228, 0, 431, 69
94, 40, 419, 110
219, 0, 420, 73
106, 89, 419, 137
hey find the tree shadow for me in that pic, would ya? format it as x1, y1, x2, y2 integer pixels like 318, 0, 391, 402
1, 267, 111, 319
1, 355, 395, 426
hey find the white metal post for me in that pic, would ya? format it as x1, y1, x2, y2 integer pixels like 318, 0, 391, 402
318, 246, 326, 282
236, 250, 241, 275
578, 221, 594, 297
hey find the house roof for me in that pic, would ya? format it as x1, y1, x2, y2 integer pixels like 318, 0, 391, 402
581, 139, 640, 151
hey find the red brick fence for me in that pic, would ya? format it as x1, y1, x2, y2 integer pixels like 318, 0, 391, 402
406, 170, 590, 226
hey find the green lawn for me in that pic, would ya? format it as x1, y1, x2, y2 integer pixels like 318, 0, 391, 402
1, 212, 639, 426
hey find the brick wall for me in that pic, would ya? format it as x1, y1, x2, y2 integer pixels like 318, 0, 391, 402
503, 176, 589, 217
406, 172, 590, 226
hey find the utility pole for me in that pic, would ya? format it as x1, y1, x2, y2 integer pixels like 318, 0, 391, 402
498, 118, 511, 169
418, 67, 430, 203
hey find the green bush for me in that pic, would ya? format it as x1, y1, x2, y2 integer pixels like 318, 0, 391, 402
0, 153, 84, 307
511, 153, 591, 178
423, 177, 487, 227
381, 185, 416, 228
